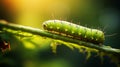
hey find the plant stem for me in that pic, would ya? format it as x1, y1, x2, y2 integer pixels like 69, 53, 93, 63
0, 20, 120, 55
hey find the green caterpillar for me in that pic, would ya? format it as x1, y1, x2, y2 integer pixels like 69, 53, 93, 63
43, 20, 105, 44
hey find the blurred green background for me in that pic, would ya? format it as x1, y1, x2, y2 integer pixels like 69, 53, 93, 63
0, 0, 120, 67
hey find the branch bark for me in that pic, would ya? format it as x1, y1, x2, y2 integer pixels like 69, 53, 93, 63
0, 20, 120, 55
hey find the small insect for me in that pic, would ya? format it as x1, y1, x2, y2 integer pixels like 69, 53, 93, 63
43, 20, 105, 44
0, 39, 10, 52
